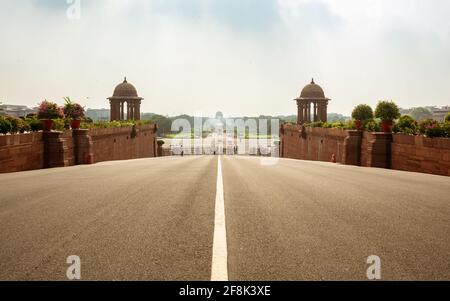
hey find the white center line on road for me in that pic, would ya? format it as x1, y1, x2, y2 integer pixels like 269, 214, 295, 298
211, 155, 229, 281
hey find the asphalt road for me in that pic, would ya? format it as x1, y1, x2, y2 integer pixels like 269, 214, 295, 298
0, 156, 449, 280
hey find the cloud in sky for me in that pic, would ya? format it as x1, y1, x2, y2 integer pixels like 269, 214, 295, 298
0, 0, 449, 116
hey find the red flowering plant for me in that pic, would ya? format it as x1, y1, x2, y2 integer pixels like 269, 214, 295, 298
37, 100, 64, 120
63, 97, 85, 120
418, 119, 447, 138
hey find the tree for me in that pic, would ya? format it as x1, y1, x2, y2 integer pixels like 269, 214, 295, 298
409, 107, 432, 121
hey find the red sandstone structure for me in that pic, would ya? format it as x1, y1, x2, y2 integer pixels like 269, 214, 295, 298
0, 79, 157, 174
295, 79, 329, 124
108, 77, 143, 121
280, 80, 450, 177
0, 124, 157, 174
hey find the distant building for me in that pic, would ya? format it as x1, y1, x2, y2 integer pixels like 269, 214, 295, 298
108, 77, 143, 121
426, 106, 450, 122
400, 106, 450, 122
295, 79, 330, 124
0, 104, 37, 117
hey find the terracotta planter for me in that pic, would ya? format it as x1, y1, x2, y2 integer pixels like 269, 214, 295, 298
71, 119, 81, 130
355, 120, 362, 130
381, 120, 393, 132
42, 119, 54, 132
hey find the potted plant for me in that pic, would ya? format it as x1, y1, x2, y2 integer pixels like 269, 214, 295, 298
37, 100, 64, 131
63, 97, 85, 130
351, 104, 373, 130
374, 101, 400, 132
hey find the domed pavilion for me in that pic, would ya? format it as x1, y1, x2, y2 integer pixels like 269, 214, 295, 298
295, 79, 330, 124
108, 77, 143, 121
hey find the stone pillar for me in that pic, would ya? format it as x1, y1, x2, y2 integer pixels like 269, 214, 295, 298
120, 101, 124, 120
313, 102, 317, 122
43, 131, 70, 168
303, 103, 307, 123
73, 129, 94, 165
343, 130, 362, 166
109, 100, 115, 121
361, 132, 393, 168
135, 101, 141, 120
297, 101, 303, 124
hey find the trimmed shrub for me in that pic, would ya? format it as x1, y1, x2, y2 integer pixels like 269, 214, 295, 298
375, 101, 400, 121
352, 104, 373, 121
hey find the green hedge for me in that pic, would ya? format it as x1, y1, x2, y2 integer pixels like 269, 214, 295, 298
0, 115, 153, 135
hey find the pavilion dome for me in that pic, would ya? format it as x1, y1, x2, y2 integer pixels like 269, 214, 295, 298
300, 79, 326, 99
112, 77, 139, 98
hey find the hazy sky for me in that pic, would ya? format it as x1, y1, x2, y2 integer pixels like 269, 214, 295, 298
1, 0, 449, 116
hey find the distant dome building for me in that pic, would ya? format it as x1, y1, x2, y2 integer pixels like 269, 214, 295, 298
215, 111, 224, 120
295, 79, 330, 124
108, 77, 143, 121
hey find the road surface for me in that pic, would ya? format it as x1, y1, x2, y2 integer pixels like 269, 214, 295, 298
0, 156, 449, 280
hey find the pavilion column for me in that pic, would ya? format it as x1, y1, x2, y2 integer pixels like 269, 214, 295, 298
313, 102, 317, 122
303, 103, 307, 123
130, 101, 134, 120
306, 102, 311, 123
297, 102, 302, 124
129, 101, 133, 120
135, 101, 141, 120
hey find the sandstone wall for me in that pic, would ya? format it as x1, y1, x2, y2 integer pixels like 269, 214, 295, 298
0, 124, 157, 174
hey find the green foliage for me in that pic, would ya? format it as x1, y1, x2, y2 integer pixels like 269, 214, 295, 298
25, 116, 43, 132
392, 115, 417, 135
351, 104, 374, 121
0, 116, 12, 134
80, 120, 150, 129
53, 119, 66, 131
375, 101, 400, 121
306, 121, 324, 128
157, 140, 165, 146
417, 119, 437, 135
364, 119, 381, 132
321, 122, 332, 128
409, 107, 432, 121
445, 112, 450, 123
415, 119, 449, 138
329, 120, 356, 130
4, 116, 27, 134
